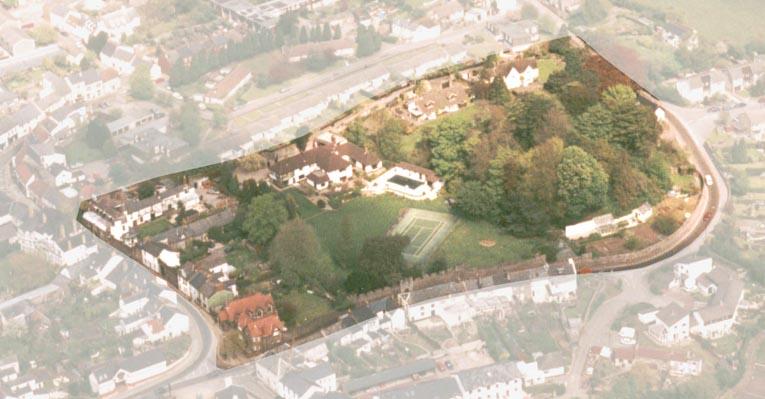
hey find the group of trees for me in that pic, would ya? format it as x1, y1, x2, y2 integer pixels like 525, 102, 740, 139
356, 25, 382, 57
168, 27, 279, 87
298, 22, 342, 44
438, 38, 674, 236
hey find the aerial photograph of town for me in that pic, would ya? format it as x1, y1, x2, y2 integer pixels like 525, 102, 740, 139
0, 0, 764, 398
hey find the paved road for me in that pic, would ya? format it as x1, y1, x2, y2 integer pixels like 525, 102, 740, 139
111, 292, 219, 399
563, 102, 730, 397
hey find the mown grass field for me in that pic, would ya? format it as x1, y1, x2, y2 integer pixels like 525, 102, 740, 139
631, 0, 765, 45
434, 220, 538, 268
306, 195, 448, 263
307, 194, 539, 269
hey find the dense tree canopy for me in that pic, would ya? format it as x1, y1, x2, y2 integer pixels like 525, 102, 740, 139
270, 219, 340, 292
243, 193, 288, 246
344, 235, 410, 294
557, 146, 609, 220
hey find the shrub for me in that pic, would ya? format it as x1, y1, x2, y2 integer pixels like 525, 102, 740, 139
651, 215, 679, 235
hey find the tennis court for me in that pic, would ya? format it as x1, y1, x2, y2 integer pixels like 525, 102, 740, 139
390, 209, 456, 263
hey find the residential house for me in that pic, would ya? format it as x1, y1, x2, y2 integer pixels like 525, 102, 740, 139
457, 361, 525, 399
268, 145, 353, 188
502, 59, 539, 89
141, 241, 181, 274
204, 64, 252, 105
488, 21, 539, 52
218, 293, 285, 349
38, 72, 71, 113
88, 349, 167, 396
648, 302, 690, 346
690, 266, 744, 339
727, 64, 758, 92
0, 25, 35, 57
133, 306, 190, 347
178, 249, 239, 309
49, 5, 96, 41
150, 208, 235, 249
0, 85, 19, 113
284, 39, 355, 63
676, 70, 728, 103
97, 7, 141, 40
375, 376, 461, 399
656, 22, 698, 50
66, 68, 121, 102
99, 41, 137, 75
565, 203, 652, 240
278, 362, 337, 399
406, 76, 471, 122
670, 258, 714, 292
430, 1, 465, 25
496, 0, 520, 12
87, 183, 199, 242
390, 19, 441, 42
364, 162, 443, 201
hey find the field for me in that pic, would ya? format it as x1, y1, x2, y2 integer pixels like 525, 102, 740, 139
390, 209, 456, 263
306, 195, 448, 264
434, 219, 538, 268
307, 194, 539, 269
281, 290, 333, 326
630, 0, 765, 45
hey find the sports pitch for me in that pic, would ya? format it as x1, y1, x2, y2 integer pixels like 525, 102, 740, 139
390, 209, 456, 263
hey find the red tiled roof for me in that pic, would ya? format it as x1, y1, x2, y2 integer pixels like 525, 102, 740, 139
218, 293, 285, 339
245, 313, 284, 338
15, 161, 34, 184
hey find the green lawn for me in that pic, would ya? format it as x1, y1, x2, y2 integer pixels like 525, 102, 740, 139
306, 195, 447, 263
537, 56, 564, 84
434, 219, 538, 268
63, 139, 110, 165
283, 188, 321, 218
137, 218, 173, 239
282, 290, 333, 325
0, 252, 57, 297
632, 0, 765, 45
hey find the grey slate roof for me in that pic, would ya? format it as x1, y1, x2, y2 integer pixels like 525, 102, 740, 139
377, 376, 461, 399
343, 359, 436, 394
457, 361, 522, 392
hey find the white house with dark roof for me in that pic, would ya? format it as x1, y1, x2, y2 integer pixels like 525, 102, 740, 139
88, 349, 167, 395
503, 59, 539, 89
49, 5, 96, 41
648, 302, 690, 346
0, 25, 35, 58
456, 361, 525, 399
97, 6, 141, 40
278, 362, 337, 399
99, 41, 137, 75
364, 162, 443, 200
676, 70, 728, 104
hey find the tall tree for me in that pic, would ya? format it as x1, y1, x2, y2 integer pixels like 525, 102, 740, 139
375, 117, 405, 161
270, 219, 340, 291
243, 193, 288, 246
177, 101, 202, 146
557, 146, 609, 220
344, 235, 409, 294
129, 65, 155, 100
425, 117, 474, 184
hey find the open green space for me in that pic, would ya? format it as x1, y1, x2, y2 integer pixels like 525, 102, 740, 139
281, 289, 333, 326
630, 0, 765, 45
435, 220, 538, 268
306, 195, 447, 263
137, 218, 174, 239
283, 188, 322, 218
537, 56, 564, 83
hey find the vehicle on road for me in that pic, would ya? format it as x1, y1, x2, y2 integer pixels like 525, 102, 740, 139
705, 174, 714, 186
